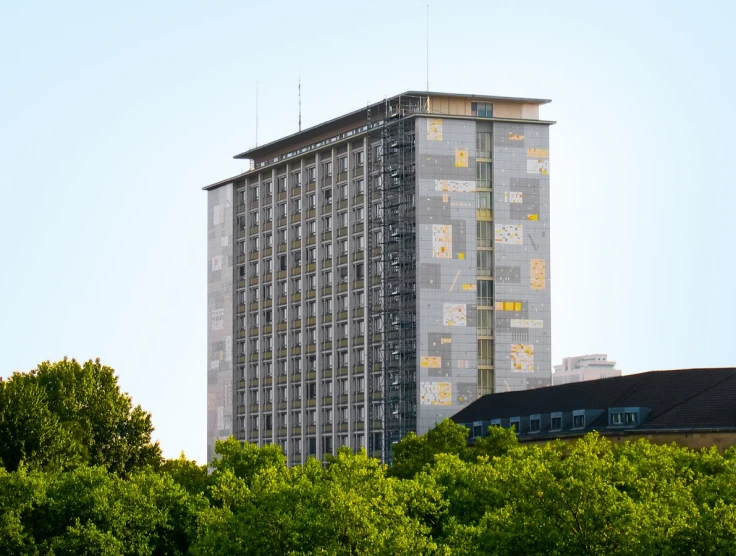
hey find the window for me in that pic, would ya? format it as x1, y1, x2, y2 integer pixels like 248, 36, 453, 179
279, 386, 287, 401
337, 212, 347, 229
476, 132, 491, 159
306, 275, 316, 291
611, 412, 623, 425
251, 211, 259, 226
264, 181, 273, 197
293, 277, 301, 292
323, 299, 332, 315
306, 194, 316, 210
323, 160, 332, 178
292, 304, 302, 320
477, 161, 492, 188
293, 384, 302, 400
354, 150, 364, 167
277, 175, 286, 192
339, 407, 349, 423
337, 295, 347, 312
323, 352, 333, 369
323, 215, 332, 231
510, 418, 521, 434
277, 203, 286, 218
354, 291, 365, 308
355, 375, 365, 393
339, 378, 348, 395
338, 350, 348, 367
324, 408, 333, 424
337, 184, 347, 200
572, 412, 585, 429
356, 405, 365, 422
472, 102, 493, 117
324, 270, 332, 285
307, 247, 316, 263
250, 237, 259, 252
323, 188, 332, 205
294, 437, 302, 454
625, 412, 638, 425
264, 233, 273, 248
264, 387, 273, 404
477, 191, 492, 210
338, 156, 348, 173
277, 229, 286, 245
529, 416, 541, 433
355, 236, 365, 252
307, 166, 316, 183
250, 185, 259, 201
293, 224, 302, 240
264, 207, 273, 222
354, 320, 365, 337
279, 256, 287, 271
353, 179, 364, 196
323, 380, 333, 397
293, 198, 301, 214
477, 279, 493, 305
338, 240, 347, 256
291, 171, 301, 188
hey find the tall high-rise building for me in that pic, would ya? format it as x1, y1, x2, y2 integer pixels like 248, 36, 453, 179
205, 91, 553, 464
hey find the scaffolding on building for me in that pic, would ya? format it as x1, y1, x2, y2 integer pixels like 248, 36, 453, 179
364, 94, 425, 462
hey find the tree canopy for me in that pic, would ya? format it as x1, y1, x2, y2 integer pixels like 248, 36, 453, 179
0, 358, 161, 475
3, 359, 736, 554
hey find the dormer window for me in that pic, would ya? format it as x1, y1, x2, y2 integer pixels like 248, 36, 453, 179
550, 412, 562, 431
572, 410, 586, 429
510, 417, 522, 434
529, 415, 541, 433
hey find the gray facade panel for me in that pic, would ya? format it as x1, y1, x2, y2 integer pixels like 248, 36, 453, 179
207, 184, 234, 463
415, 117, 479, 434
492, 122, 551, 391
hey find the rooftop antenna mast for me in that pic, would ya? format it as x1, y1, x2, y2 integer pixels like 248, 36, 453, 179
298, 68, 302, 131
255, 81, 259, 147
426, 4, 429, 91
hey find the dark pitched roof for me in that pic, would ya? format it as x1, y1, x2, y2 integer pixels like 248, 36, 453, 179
451, 368, 736, 431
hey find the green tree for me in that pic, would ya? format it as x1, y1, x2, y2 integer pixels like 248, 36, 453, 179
390, 419, 470, 479
473, 424, 518, 458
160, 451, 210, 496
30, 358, 162, 475
0, 374, 80, 472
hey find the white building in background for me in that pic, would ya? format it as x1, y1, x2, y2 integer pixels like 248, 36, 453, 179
552, 354, 621, 386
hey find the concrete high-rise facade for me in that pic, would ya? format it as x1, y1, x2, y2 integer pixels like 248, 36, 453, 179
205, 92, 553, 464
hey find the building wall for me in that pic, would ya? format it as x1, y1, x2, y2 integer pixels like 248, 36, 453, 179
415, 116, 480, 434
492, 122, 552, 392
207, 183, 235, 464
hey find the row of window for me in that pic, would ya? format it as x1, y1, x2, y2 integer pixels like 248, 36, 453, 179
247, 375, 374, 403
239, 151, 367, 203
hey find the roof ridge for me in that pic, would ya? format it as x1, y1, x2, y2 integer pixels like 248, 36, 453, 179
647, 370, 736, 421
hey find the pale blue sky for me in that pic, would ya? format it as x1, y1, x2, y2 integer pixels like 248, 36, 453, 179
1, 1, 734, 463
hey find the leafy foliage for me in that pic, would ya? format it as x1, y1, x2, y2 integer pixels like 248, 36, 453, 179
4, 360, 736, 553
